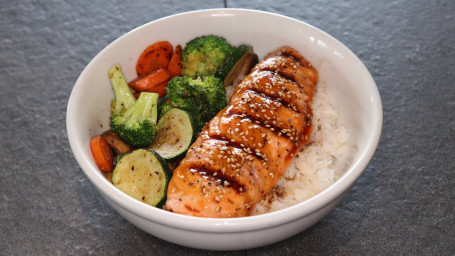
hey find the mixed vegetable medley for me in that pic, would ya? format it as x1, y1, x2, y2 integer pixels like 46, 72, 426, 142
90, 35, 258, 208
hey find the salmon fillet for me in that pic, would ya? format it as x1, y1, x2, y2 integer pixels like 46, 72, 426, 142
164, 46, 318, 217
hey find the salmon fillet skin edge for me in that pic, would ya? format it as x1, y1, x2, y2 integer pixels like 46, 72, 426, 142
164, 46, 319, 218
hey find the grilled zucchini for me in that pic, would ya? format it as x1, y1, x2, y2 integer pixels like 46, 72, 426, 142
112, 149, 171, 208
149, 108, 195, 160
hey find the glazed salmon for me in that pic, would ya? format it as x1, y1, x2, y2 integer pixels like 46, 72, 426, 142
164, 46, 318, 217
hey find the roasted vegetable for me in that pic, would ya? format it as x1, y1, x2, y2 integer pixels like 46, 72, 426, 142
108, 65, 136, 115
227, 53, 259, 87
110, 92, 159, 148
128, 68, 172, 96
157, 99, 174, 120
149, 108, 195, 160
167, 44, 182, 77
90, 136, 114, 172
136, 41, 173, 77
112, 149, 172, 208
216, 44, 258, 86
101, 130, 133, 155
181, 35, 234, 78
158, 75, 226, 132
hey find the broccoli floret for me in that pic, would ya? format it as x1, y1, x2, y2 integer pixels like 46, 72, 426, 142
160, 76, 226, 132
157, 99, 173, 120
181, 35, 234, 78
108, 64, 136, 115
110, 92, 159, 148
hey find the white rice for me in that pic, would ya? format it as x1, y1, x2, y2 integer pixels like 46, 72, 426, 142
251, 85, 350, 215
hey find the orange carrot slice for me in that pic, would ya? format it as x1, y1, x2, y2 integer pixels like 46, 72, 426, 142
133, 78, 170, 98
167, 44, 182, 77
136, 41, 173, 76
147, 79, 170, 97
128, 68, 172, 92
90, 136, 114, 172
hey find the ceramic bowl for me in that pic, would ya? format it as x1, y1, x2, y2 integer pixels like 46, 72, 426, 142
67, 8, 382, 250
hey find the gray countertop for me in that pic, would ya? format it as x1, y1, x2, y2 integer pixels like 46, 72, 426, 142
1, 1, 454, 255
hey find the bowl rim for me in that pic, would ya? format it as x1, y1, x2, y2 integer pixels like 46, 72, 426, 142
67, 8, 383, 233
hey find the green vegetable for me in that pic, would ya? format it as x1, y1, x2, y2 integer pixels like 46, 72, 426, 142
157, 99, 173, 120
159, 75, 226, 132
216, 44, 258, 86
108, 64, 136, 115
110, 92, 159, 148
216, 45, 252, 81
149, 108, 195, 160
181, 35, 234, 78
112, 149, 171, 208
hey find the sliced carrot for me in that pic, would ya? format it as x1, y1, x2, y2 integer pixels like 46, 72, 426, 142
167, 44, 182, 77
136, 41, 173, 76
133, 78, 169, 98
147, 78, 170, 97
90, 136, 114, 172
128, 68, 172, 92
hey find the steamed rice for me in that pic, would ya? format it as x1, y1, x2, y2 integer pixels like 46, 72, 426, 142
251, 85, 350, 215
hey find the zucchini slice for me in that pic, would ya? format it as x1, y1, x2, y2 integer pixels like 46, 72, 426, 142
216, 44, 257, 86
229, 53, 258, 86
149, 108, 194, 160
112, 149, 171, 208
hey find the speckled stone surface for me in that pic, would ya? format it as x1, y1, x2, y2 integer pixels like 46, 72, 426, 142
1, 0, 454, 255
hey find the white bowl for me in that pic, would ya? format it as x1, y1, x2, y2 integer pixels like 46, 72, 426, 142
67, 8, 382, 250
